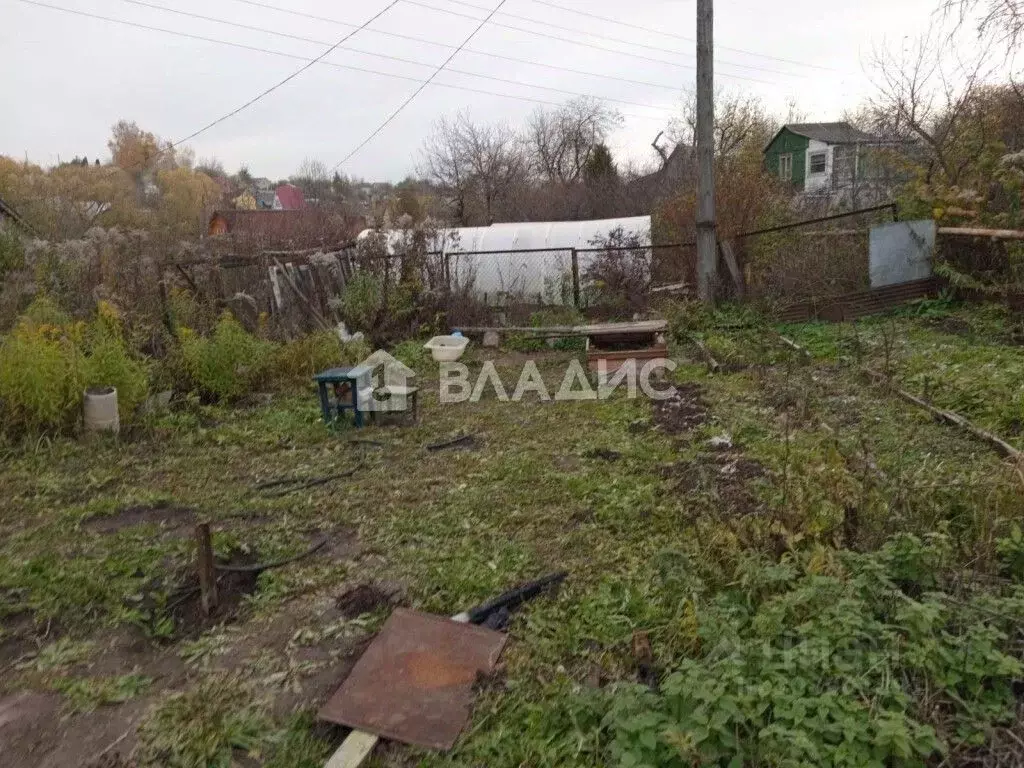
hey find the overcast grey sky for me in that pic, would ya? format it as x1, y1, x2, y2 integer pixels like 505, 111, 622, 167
3, 0, 953, 181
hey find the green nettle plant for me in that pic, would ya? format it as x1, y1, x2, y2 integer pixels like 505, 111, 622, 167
996, 524, 1024, 581
524, 535, 1024, 768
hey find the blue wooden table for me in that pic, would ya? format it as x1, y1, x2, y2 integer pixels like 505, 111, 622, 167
314, 366, 370, 428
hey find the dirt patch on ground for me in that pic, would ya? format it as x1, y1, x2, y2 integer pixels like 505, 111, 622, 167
84, 503, 195, 536
166, 566, 260, 641
0, 612, 39, 672
0, 691, 63, 766
652, 384, 708, 435
665, 446, 766, 517
554, 455, 581, 473
336, 582, 404, 619
582, 448, 622, 462
925, 315, 972, 337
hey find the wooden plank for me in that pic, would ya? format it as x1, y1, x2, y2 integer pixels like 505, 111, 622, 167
688, 335, 721, 374
273, 257, 332, 331
865, 369, 1022, 460
776, 334, 811, 358
939, 227, 1024, 241
719, 240, 744, 299
457, 321, 667, 338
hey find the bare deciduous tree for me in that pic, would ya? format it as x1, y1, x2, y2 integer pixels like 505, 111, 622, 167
668, 90, 775, 162
867, 28, 992, 185
291, 157, 332, 206
526, 97, 623, 184
944, 0, 1024, 51
419, 112, 525, 225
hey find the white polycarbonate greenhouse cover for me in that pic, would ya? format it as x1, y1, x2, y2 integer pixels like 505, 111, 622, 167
358, 216, 652, 304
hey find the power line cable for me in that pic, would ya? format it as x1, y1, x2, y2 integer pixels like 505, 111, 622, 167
331, 0, 511, 170
16, 0, 665, 121
400, 0, 809, 78
12, 0, 402, 177
160, 0, 403, 152
219, 0, 774, 85
466, 0, 840, 71
111, 0, 674, 111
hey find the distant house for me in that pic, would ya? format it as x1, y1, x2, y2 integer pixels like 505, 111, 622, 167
273, 183, 305, 211
207, 209, 365, 249
629, 143, 696, 204
763, 122, 891, 200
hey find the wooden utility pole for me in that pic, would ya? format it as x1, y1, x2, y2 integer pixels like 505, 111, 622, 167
696, 0, 717, 302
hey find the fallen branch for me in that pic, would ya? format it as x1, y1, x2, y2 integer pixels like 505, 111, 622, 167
776, 333, 811, 359
85, 722, 137, 766
348, 439, 386, 449
688, 335, 721, 374
255, 463, 363, 498
426, 434, 476, 452
215, 536, 329, 574
939, 226, 1024, 241
865, 369, 1022, 461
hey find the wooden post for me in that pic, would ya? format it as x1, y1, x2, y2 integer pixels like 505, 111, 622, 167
718, 240, 744, 299
195, 523, 218, 616
570, 248, 581, 309
696, 0, 717, 303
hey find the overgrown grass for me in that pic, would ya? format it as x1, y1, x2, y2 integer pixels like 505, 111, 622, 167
2, 307, 1024, 766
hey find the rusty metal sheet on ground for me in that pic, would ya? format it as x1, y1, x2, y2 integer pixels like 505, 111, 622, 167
318, 608, 507, 751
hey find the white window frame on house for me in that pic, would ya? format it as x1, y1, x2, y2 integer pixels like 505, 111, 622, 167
779, 153, 793, 181
809, 151, 827, 175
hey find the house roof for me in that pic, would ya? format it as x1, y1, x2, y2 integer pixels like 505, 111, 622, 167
628, 143, 696, 200
765, 122, 879, 151
274, 183, 306, 211
208, 209, 365, 247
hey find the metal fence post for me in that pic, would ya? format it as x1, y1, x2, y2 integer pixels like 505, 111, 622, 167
571, 248, 581, 310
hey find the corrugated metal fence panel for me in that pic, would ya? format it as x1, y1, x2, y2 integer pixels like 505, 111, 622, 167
776, 277, 941, 323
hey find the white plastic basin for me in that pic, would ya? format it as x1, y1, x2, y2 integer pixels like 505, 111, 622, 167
424, 335, 469, 362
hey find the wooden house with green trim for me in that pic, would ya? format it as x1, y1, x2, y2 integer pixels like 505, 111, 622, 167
763, 122, 885, 198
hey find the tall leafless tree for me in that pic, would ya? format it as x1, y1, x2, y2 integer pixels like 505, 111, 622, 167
291, 157, 332, 206
867, 27, 992, 185
668, 90, 775, 162
526, 97, 623, 185
945, 0, 1024, 52
419, 112, 525, 225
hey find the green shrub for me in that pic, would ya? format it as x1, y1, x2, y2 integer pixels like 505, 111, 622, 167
339, 271, 418, 345
520, 537, 1024, 768
339, 272, 383, 332
19, 295, 71, 327
390, 338, 432, 373
0, 315, 84, 435
180, 312, 273, 402
268, 331, 371, 388
996, 524, 1024, 581
81, 304, 149, 421
0, 228, 25, 279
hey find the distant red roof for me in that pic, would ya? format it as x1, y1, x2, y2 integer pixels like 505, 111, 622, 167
207, 209, 365, 248
274, 183, 305, 210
